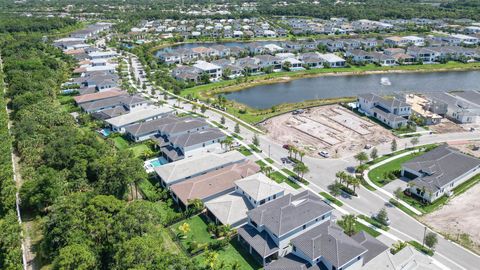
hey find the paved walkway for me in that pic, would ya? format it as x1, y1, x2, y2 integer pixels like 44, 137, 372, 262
363, 150, 423, 216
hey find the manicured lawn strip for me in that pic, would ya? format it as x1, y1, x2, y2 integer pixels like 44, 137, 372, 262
281, 168, 308, 186
232, 133, 243, 140
265, 158, 274, 164
368, 153, 423, 187
358, 214, 389, 231
129, 144, 150, 157
237, 146, 253, 156
319, 192, 343, 207
269, 171, 301, 189
408, 241, 434, 256
359, 176, 376, 191
194, 239, 262, 270
248, 144, 262, 153
453, 173, 480, 197
170, 215, 215, 250
389, 199, 418, 217
255, 160, 266, 167
356, 221, 381, 238
111, 136, 129, 150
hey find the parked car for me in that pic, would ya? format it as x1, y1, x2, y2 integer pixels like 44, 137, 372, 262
283, 144, 291, 150
319, 151, 329, 158
364, 144, 372, 149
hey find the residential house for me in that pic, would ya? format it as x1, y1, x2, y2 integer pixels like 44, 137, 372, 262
105, 106, 174, 133
79, 95, 150, 113
318, 53, 346, 67
426, 92, 480, 123
169, 160, 260, 209
406, 94, 443, 125
167, 128, 226, 155
357, 93, 411, 128
193, 61, 222, 81
384, 36, 409, 47
124, 116, 180, 142
255, 55, 282, 71
406, 47, 438, 63
73, 89, 125, 105
402, 145, 480, 202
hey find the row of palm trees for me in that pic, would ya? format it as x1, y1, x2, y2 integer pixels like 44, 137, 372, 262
334, 171, 361, 193
287, 145, 306, 162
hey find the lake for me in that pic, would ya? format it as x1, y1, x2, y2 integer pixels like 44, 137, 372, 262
224, 70, 480, 109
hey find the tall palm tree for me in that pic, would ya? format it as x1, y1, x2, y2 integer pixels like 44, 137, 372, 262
341, 214, 356, 236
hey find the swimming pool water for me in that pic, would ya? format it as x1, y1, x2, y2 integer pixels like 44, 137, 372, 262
149, 157, 168, 167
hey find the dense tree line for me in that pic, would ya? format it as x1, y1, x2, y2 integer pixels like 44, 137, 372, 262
1, 18, 196, 269
0, 47, 23, 270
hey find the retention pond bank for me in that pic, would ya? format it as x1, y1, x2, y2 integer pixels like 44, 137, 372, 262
224, 70, 480, 109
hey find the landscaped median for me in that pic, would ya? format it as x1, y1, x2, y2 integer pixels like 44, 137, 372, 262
319, 192, 343, 207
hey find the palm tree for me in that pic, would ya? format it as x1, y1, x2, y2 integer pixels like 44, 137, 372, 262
261, 165, 273, 177
222, 137, 234, 151
354, 151, 369, 165
293, 163, 309, 180
299, 151, 305, 162
350, 177, 360, 193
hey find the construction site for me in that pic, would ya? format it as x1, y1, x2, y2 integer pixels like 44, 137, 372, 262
262, 105, 394, 158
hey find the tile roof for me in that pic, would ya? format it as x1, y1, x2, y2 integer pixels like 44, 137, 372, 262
265, 254, 322, 270
352, 231, 389, 264
73, 89, 125, 104
159, 118, 209, 135
238, 224, 279, 257
169, 128, 226, 148
124, 116, 180, 137
204, 193, 253, 227
154, 150, 247, 185
235, 173, 285, 201
248, 190, 333, 236
170, 160, 260, 205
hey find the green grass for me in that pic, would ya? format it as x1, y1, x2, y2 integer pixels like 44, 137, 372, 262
159, 228, 181, 255
389, 198, 418, 217
232, 133, 243, 140
170, 215, 215, 250
112, 136, 130, 150
138, 178, 162, 201
129, 144, 150, 157
194, 239, 262, 270
397, 192, 448, 214
255, 160, 267, 167
359, 176, 377, 191
264, 158, 274, 164
408, 241, 434, 256
337, 219, 380, 238
248, 144, 262, 153
453, 174, 480, 197
358, 214, 389, 231
368, 151, 426, 187
238, 146, 253, 156
319, 192, 343, 207
269, 171, 301, 189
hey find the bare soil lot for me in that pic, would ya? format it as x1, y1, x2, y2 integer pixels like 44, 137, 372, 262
448, 141, 480, 158
428, 118, 466, 134
422, 183, 480, 254
262, 105, 394, 158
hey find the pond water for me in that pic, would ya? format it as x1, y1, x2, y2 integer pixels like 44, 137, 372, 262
224, 70, 480, 109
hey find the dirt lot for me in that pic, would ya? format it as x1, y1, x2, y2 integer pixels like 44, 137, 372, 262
422, 183, 480, 254
448, 141, 480, 158
262, 105, 394, 158
428, 118, 466, 134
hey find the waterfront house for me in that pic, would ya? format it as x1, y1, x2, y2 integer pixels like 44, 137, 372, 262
357, 93, 411, 128
402, 145, 480, 202
318, 53, 346, 67
193, 61, 222, 81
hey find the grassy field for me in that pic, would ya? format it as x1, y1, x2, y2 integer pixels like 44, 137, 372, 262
129, 144, 150, 157
170, 215, 215, 250
194, 239, 262, 270
269, 171, 301, 189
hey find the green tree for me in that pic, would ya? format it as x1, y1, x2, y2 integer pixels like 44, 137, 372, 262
220, 115, 226, 125
370, 147, 378, 160
201, 104, 207, 114
376, 208, 389, 226
354, 151, 369, 165
52, 243, 97, 270
252, 134, 260, 147
234, 123, 240, 134
328, 180, 342, 197
391, 139, 398, 152
410, 137, 419, 147
340, 214, 356, 236
293, 162, 309, 180
425, 232, 438, 250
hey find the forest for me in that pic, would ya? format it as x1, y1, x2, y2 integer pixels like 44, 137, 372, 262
0, 17, 196, 269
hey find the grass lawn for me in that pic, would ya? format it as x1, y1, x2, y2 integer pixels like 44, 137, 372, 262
129, 144, 150, 157
269, 171, 301, 189
319, 192, 343, 207
368, 152, 423, 187
389, 198, 418, 217
194, 239, 262, 270
112, 136, 130, 150
408, 240, 434, 256
264, 158, 274, 164
282, 168, 309, 185
170, 215, 215, 250
255, 160, 267, 167
337, 219, 380, 238
238, 146, 253, 156
358, 214, 389, 231
159, 228, 181, 255
397, 192, 448, 214
232, 133, 243, 140
249, 144, 262, 153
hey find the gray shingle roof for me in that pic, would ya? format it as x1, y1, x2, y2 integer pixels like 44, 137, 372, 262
169, 128, 226, 148
124, 116, 180, 136
247, 190, 333, 236
159, 118, 209, 136
352, 231, 388, 264
265, 254, 321, 270
79, 95, 147, 112
403, 145, 480, 192
291, 221, 367, 268
238, 224, 279, 257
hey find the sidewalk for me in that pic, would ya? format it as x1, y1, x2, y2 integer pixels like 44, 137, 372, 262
363, 150, 423, 216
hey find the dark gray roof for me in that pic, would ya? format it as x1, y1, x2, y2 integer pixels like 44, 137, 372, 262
453, 91, 480, 107
238, 224, 279, 257
291, 221, 367, 268
91, 106, 129, 119
358, 93, 410, 109
404, 145, 480, 192
169, 128, 226, 148
124, 116, 180, 136
265, 254, 322, 270
79, 95, 147, 112
352, 231, 389, 264
247, 190, 333, 236
159, 118, 209, 135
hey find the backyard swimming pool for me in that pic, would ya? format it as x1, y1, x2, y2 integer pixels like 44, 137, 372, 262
148, 157, 168, 167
